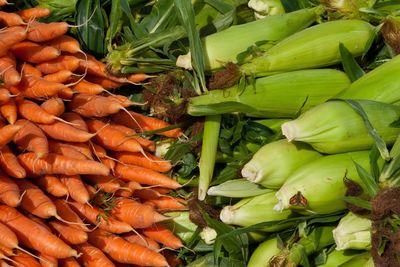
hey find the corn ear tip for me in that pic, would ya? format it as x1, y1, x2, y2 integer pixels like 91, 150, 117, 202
281, 122, 296, 141
220, 206, 235, 224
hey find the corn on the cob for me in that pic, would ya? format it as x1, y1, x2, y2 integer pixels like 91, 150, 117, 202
318, 249, 365, 267
242, 139, 322, 189
282, 100, 400, 154
247, 237, 281, 267
338, 253, 372, 267
188, 69, 350, 118
207, 179, 271, 198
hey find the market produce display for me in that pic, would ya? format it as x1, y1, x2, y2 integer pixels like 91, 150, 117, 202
0, 0, 399, 266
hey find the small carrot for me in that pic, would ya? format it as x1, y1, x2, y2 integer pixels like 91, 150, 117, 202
38, 253, 58, 267
38, 121, 95, 142
142, 224, 183, 249
122, 232, 160, 251
27, 21, 69, 42
113, 189, 133, 198
17, 99, 68, 124
17, 7, 51, 21
127, 73, 150, 83
0, 26, 27, 57
61, 142, 92, 160
0, 100, 17, 124
100, 158, 116, 172
0, 123, 23, 149
144, 196, 188, 212
0, 174, 20, 207
106, 95, 134, 108
112, 110, 183, 138
36, 175, 69, 198
0, 53, 20, 86
0, 244, 13, 257
48, 140, 87, 160
111, 198, 167, 229
75, 242, 115, 267
90, 142, 107, 158
68, 201, 132, 234
127, 181, 142, 191
17, 152, 110, 176
41, 97, 65, 117
0, 0, 8, 6
43, 70, 73, 83
113, 151, 171, 173
83, 175, 121, 193
0, 89, 14, 104
61, 112, 88, 131
14, 119, 49, 158
59, 257, 80, 267
132, 188, 163, 201
58, 87, 74, 100
20, 62, 42, 77
46, 35, 81, 54
114, 163, 181, 189
60, 175, 90, 204
0, 145, 26, 178
0, 11, 24, 26
85, 75, 122, 89
108, 123, 156, 152
69, 94, 129, 118
49, 220, 88, 245
73, 79, 106, 95
18, 75, 67, 98
12, 251, 41, 267
11, 41, 60, 63
52, 199, 88, 232
0, 205, 78, 258
87, 229, 168, 266
36, 55, 80, 74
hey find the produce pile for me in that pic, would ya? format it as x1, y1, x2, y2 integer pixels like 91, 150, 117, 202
1, 0, 400, 266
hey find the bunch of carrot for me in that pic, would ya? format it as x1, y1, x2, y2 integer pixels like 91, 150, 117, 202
0, 4, 187, 267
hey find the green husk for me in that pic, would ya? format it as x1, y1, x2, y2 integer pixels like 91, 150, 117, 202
333, 212, 371, 250
240, 19, 375, 76
282, 100, 400, 154
207, 179, 271, 198
318, 249, 365, 267
162, 212, 198, 244
35, 0, 77, 21
247, 237, 281, 267
188, 69, 351, 118
338, 253, 371, 267
275, 151, 372, 214
254, 119, 290, 133
241, 139, 322, 189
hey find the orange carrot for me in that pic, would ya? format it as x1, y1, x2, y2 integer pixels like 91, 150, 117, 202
38, 121, 94, 142
132, 188, 163, 201
87, 119, 143, 153
90, 142, 107, 158
49, 220, 88, 245
127, 180, 142, 191
0, 145, 26, 178
142, 224, 183, 249
144, 196, 188, 212
39, 253, 58, 267
113, 189, 133, 198
12, 251, 41, 267
69, 94, 127, 118
27, 21, 69, 42
43, 70, 73, 83
0, 123, 23, 148
122, 232, 160, 251
83, 175, 121, 193
108, 123, 156, 152
0, 100, 17, 124
0, 53, 20, 86
48, 140, 88, 160
87, 229, 168, 266
11, 41, 60, 63
111, 198, 167, 229
61, 112, 88, 132
58, 87, 75, 100
0, 26, 27, 57
20, 62, 42, 77
59, 257, 80, 267
100, 158, 116, 172
86, 75, 122, 89
17, 152, 110, 176
0, 205, 78, 258
0, 11, 24, 26
41, 98, 65, 117
52, 199, 88, 232
75, 242, 115, 267
112, 110, 183, 138
14, 119, 49, 158
17, 99, 66, 124
0, 89, 13, 103
73, 79, 105, 95
18, 75, 66, 98
0, 174, 20, 207
0, 244, 13, 257
62, 142, 92, 160
106, 95, 134, 108
127, 73, 150, 83
113, 151, 171, 173
68, 201, 132, 234
60, 175, 90, 204
46, 35, 80, 54
36, 55, 80, 74
115, 163, 181, 189
17, 7, 51, 21
36, 175, 69, 197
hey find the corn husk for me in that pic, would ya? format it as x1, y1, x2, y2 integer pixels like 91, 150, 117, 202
333, 212, 371, 250
248, 237, 281, 267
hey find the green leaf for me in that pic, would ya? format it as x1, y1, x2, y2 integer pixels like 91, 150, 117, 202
342, 196, 372, 210
369, 145, 381, 182
339, 43, 365, 82
204, 0, 234, 13
353, 160, 379, 197
164, 143, 192, 164
121, 0, 144, 38
108, 0, 122, 45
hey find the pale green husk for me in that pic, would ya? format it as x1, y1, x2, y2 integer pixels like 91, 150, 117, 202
207, 179, 271, 198
318, 249, 365, 267
247, 237, 280, 267
333, 212, 371, 250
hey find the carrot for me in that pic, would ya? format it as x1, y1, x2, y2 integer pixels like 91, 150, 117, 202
39, 253, 58, 267
113, 151, 171, 173
0, 245, 13, 257
0, 123, 23, 148
112, 110, 183, 138
36, 175, 69, 197
87, 119, 143, 153
0, 89, 13, 103
20, 62, 42, 77
111, 198, 167, 229
27, 21, 69, 42
75, 242, 115, 267
0, 0, 8, 6
127, 180, 142, 191
17, 7, 51, 21
49, 220, 88, 245
36, 55, 80, 74
73, 79, 106, 95
11, 41, 60, 63
43, 70, 73, 83
17, 152, 110, 176
113, 189, 133, 198
59, 257, 80, 267
0, 26, 27, 57
17, 99, 67, 124
83, 175, 121, 193
108, 123, 155, 152
127, 73, 150, 83
41, 98, 65, 117
61, 112, 88, 131
69, 94, 127, 118
0, 11, 24, 26
0, 100, 17, 124
48, 140, 88, 160
12, 251, 41, 267
59, 87, 75, 99
0, 221, 20, 253
144, 196, 188, 212
18, 75, 66, 98
0, 174, 20, 207
0, 145, 26, 178
87, 229, 168, 266
132, 188, 163, 201
0, 54, 20, 86
0, 205, 78, 258
106, 95, 134, 108
100, 158, 116, 173
46, 35, 80, 54
84, 183, 97, 198
60, 175, 90, 204
114, 163, 181, 189
90, 142, 107, 158
14, 119, 49, 158
122, 232, 160, 251
68, 201, 132, 234
38, 121, 95, 142
62, 142, 92, 160
142, 224, 183, 249
85, 75, 121, 89
52, 199, 88, 232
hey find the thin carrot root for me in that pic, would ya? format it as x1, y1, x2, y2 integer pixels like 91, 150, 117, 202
54, 215, 91, 227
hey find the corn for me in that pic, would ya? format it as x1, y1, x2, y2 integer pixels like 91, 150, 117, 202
318, 249, 365, 267
338, 253, 372, 267
207, 179, 271, 198
162, 212, 197, 244
240, 19, 375, 76
241, 139, 322, 189
188, 69, 350, 118
220, 191, 293, 231
282, 100, 400, 154
254, 118, 290, 133
337, 55, 400, 104
333, 212, 371, 250
247, 237, 281, 267
274, 151, 371, 214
